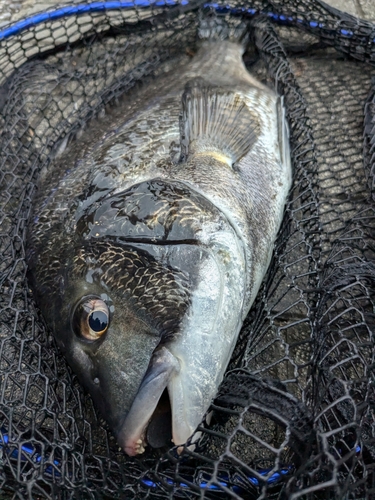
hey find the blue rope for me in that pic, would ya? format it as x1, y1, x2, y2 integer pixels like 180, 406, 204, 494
0, 427, 293, 488
141, 466, 293, 491
0, 1, 183, 40
0, 1, 362, 41
0, 429, 361, 491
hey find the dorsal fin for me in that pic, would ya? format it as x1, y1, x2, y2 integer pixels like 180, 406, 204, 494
180, 78, 260, 166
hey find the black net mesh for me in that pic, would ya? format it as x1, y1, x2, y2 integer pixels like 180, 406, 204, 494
0, 0, 375, 498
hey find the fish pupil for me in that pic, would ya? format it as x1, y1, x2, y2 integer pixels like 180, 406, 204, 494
89, 311, 108, 333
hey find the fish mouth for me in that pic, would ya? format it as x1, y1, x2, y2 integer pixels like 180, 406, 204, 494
118, 346, 183, 456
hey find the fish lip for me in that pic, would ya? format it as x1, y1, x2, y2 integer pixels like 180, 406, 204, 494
117, 346, 180, 457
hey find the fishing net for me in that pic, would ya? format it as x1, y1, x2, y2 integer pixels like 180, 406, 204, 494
0, 0, 374, 498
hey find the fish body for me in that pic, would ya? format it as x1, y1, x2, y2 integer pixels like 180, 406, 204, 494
27, 20, 291, 456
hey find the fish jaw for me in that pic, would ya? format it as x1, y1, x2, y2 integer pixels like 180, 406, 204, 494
118, 346, 180, 456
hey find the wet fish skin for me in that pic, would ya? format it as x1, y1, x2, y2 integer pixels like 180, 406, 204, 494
26, 21, 291, 456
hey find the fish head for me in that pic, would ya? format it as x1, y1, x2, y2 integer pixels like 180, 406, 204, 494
28, 234, 190, 454
27, 176, 247, 456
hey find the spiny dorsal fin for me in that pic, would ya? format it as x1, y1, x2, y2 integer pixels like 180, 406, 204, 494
180, 78, 260, 166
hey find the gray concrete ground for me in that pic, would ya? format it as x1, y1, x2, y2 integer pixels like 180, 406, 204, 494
327, 0, 375, 19
0, 0, 374, 26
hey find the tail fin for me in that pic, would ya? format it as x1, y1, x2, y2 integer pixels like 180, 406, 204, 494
198, 10, 249, 46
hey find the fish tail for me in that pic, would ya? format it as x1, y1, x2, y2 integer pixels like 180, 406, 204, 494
198, 10, 249, 47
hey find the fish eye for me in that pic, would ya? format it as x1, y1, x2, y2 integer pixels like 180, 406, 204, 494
72, 296, 110, 341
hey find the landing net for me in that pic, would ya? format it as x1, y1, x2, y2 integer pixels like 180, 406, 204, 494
0, 1, 374, 498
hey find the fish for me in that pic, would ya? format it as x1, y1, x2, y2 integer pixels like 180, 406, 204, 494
26, 15, 292, 457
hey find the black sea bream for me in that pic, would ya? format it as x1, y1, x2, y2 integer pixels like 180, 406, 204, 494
27, 18, 292, 456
